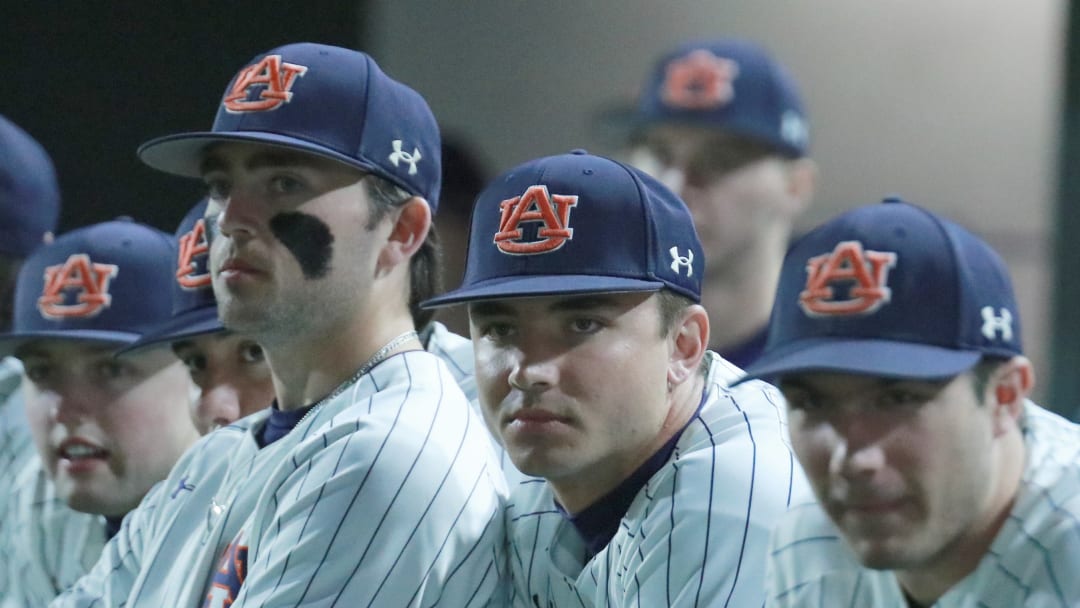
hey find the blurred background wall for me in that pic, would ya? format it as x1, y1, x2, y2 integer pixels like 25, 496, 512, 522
1, 1, 1071, 414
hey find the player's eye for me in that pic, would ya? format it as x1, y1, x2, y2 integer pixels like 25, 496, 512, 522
180, 353, 208, 375
568, 317, 603, 335
93, 360, 128, 382
204, 176, 231, 202
477, 322, 516, 343
875, 387, 927, 409
239, 342, 264, 364
779, 386, 823, 412
22, 361, 53, 384
268, 174, 306, 196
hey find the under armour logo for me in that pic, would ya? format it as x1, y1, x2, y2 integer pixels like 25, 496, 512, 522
176, 218, 211, 289
780, 110, 808, 148
37, 254, 120, 319
223, 55, 308, 113
669, 246, 694, 276
171, 475, 196, 499
799, 241, 898, 316
661, 50, 739, 110
494, 185, 578, 255
980, 306, 1014, 342
388, 139, 422, 175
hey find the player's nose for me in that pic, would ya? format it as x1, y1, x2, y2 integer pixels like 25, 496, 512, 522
827, 422, 888, 479
506, 342, 559, 393
194, 383, 242, 433
216, 186, 262, 240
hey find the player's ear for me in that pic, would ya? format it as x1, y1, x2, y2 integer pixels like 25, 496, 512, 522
667, 303, 709, 390
783, 157, 817, 217
377, 197, 431, 272
988, 356, 1034, 436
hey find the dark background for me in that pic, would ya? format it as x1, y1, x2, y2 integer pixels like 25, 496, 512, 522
0, 2, 363, 234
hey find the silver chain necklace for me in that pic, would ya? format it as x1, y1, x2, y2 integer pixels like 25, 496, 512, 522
295, 329, 420, 428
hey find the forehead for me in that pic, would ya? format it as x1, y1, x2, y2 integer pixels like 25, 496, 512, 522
172, 332, 249, 353
15, 339, 118, 360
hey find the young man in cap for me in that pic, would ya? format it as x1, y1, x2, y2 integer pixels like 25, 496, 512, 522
618, 38, 816, 367
423, 149, 810, 606
1, 219, 200, 606
56, 43, 506, 607
121, 198, 274, 434
738, 197, 1080, 606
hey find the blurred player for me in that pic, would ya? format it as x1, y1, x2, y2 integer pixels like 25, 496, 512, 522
423, 150, 810, 606
56, 43, 506, 607
619, 39, 816, 367
1, 219, 199, 605
738, 197, 1080, 606
0, 113, 62, 607
121, 199, 274, 434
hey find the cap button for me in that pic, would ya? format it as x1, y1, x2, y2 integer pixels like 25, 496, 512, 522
569, 149, 588, 155
881, 195, 907, 205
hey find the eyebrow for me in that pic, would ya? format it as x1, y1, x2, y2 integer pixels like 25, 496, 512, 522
468, 294, 626, 318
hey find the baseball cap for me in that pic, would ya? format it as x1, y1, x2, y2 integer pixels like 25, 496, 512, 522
0, 114, 61, 257
120, 199, 224, 353
421, 149, 703, 307
137, 42, 443, 210
0, 219, 176, 357
738, 196, 1022, 383
621, 38, 808, 158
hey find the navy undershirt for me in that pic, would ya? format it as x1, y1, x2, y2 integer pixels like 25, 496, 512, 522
104, 516, 123, 540
256, 401, 318, 448
559, 391, 707, 559
716, 326, 768, 370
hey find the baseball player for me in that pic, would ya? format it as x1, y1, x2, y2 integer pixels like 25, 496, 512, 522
120, 198, 275, 434
0, 113, 62, 605
738, 197, 1080, 607
1, 219, 200, 606
55, 43, 507, 607
422, 150, 811, 607
615, 39, 816, 368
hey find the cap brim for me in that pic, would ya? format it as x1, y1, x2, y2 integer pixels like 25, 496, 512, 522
736, 338, 984, 385
116, 307, 225, 355
422, 275, 665, 308
0, 330, 141, 358
138, 131, 382, 179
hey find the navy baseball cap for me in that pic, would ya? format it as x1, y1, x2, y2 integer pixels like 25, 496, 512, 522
421, 150, 703, 307
0, 219, 176, 357
739, 197, 1022, 383
120, 199, 224, 353
0, 114, 61, 257
632, 38, 808, 157
138, 42, 443, 210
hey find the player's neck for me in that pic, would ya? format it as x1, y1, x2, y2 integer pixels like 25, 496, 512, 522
894, 428, 1027, 603
264, 310, 420, 411
700, 241, 783, 349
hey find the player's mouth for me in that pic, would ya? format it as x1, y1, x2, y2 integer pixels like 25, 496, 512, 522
56, 438, 110, 474
218, 257, 265, 284
503, 408, 572, 435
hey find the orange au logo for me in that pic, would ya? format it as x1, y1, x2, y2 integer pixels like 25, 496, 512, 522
799, 241, 898, 316
662, 50, 739, 111
223, 55, 308, 113
176, 218, 211, 289
37, 254, 120, 319
494, 185, 578, 255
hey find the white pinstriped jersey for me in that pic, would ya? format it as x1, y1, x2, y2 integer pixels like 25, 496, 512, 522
0, 455, 105, 607
426, 321, 527, 487
0, 357, 34, 606
53, 350, 509, 607
506, 352, 811, 607
766, 402, 1080, 607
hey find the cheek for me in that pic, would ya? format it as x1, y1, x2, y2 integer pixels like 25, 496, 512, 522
788, 417, 835, 480
269, 211, 335, 280
472, 344, 510, 412
22, 386, 55, 455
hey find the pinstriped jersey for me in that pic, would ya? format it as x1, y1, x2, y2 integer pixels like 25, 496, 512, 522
0, 357, 35, 605
0, 456, 104, 607
766, 402, 1080, 607
505, 352, 811, 607
53, 350, 509, 607
426, 321, 527, 487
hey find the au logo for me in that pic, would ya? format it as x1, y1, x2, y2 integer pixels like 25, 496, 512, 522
176, 218, 211, 289
494, 185, 578, 254
223, 55, 308, 113
662, 50, 739, 111
799, 241, 898, 316
37, 254, 120, 319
